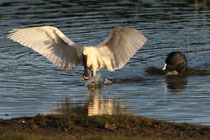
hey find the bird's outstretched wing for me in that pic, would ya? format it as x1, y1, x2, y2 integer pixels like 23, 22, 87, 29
8, 26, 81, 70
95, 27, 147, 71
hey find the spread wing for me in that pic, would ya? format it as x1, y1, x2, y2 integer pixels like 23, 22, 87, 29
7, 26, 81, 70
95, 27, 147, 71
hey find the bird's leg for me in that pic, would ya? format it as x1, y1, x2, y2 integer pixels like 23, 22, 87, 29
83, 54, 90, 80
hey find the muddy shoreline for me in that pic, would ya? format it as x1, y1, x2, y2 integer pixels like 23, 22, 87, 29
0, 114, 210, 140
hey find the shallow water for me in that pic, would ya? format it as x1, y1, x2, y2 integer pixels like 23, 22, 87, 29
0, 0, 210, 125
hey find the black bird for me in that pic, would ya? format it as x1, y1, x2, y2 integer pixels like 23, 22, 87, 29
163, 52, 187, 75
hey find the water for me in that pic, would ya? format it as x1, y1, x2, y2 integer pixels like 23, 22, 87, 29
0, 0, 210, 125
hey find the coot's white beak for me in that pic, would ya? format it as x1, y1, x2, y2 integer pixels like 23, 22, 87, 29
163, 64, 167, 70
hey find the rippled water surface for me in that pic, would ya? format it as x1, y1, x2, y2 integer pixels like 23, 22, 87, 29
0, 0, 210, 125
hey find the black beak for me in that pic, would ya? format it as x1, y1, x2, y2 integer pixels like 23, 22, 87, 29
82, 54, 90, 80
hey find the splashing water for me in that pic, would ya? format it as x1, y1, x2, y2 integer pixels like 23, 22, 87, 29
85, 74, 112, 88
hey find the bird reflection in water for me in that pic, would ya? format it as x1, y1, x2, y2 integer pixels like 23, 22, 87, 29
145, 66, 187, 91
165, 76, 187, 92
146, 66, 210, 92
50, 84, 129, 116
86, 86, 128, 116
51, 98, 88, 116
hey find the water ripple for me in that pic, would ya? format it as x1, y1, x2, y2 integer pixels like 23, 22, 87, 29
0, 0, 210, 125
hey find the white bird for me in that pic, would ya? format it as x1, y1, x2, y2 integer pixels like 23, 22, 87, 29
8, 26, 147, 80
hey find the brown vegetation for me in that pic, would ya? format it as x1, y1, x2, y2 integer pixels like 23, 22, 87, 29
0, 114, 210, 140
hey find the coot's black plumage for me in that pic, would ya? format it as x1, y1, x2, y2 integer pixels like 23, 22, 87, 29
163, 52, 188, 74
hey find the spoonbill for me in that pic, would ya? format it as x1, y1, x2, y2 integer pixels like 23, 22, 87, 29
8, 26, 147, 80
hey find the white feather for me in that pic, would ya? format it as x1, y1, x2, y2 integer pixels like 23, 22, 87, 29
8, 26, 82, 70
92, 27, 147, 74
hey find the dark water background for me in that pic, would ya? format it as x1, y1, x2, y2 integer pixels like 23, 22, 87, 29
0, 0, 210, 125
